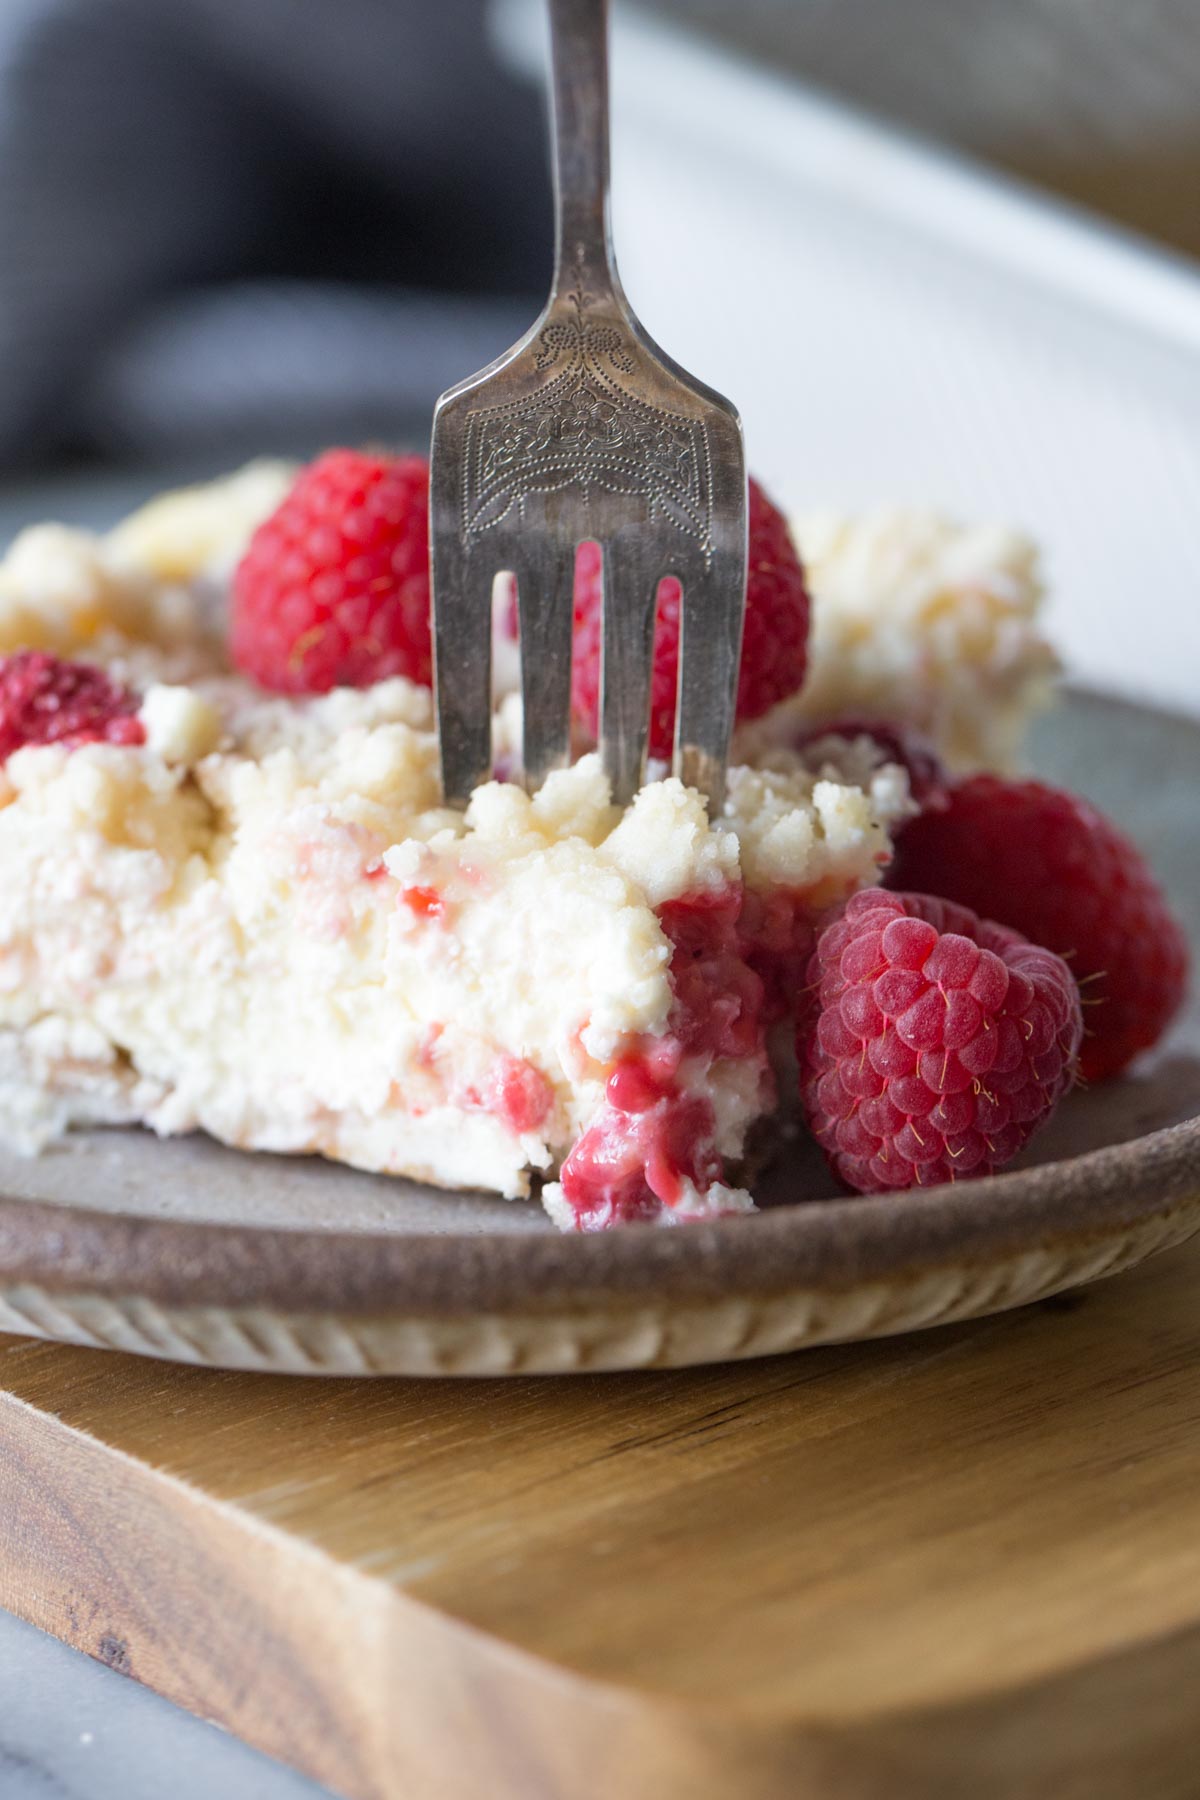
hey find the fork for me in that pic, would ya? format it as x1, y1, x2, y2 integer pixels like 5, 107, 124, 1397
429, 0, 746, 813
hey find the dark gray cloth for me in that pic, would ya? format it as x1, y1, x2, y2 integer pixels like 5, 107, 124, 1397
0, 0, 552, 464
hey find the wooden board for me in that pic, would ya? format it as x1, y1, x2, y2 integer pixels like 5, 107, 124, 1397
4, 1230, 1200, 1799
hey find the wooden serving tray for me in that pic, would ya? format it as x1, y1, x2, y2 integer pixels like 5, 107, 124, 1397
5, 1226, 1200, 1800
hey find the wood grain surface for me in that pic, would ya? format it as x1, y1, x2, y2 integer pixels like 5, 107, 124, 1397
4, 1225, 1200, 1799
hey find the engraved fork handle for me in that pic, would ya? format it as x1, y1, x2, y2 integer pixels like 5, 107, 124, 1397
547, 0, 617, 301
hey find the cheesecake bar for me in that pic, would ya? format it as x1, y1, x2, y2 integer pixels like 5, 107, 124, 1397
0, 466, 1054, 1228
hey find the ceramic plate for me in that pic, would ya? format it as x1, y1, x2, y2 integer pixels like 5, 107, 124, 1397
0, 690, 1196, 1376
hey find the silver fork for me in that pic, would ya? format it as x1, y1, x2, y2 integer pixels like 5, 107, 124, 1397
429, 0, 746, 813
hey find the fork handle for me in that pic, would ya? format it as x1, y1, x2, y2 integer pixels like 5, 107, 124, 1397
547, 0, 616, 299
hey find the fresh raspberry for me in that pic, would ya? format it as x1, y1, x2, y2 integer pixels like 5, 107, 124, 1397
569, 478, 811, 761
887, 776, 1189, 1082
798, 888, 1082, 1194
231, 449, 432, 693
792, 717, 950, 819
0, 652, 144, 761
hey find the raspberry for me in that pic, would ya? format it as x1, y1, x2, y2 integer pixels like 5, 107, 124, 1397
569, 478, 811, 761
0, 652, 144, 761
798, 888, 1082, 1194
887, 775, 1190, 1082
792, 716, 950, 819
231, 449, 432, 693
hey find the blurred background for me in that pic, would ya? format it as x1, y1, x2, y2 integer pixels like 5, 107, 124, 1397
660, 0, 1200, 261
0, 0, 1197, 700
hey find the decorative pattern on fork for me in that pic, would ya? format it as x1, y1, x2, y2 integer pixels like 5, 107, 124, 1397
461, 245, 717, 569
430, 0, 746, 811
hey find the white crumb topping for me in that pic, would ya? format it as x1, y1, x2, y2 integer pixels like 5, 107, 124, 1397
789, 728, 917, 817
667, 1177, 757, 1221
0, 461, 293, 675
529, 757, 619, 843
601, 779, 738, 904
3, 741, 211, 863
138, 684, 223, 763
207, 673, 439, 773
0, 525, 170, 655
722, 763, 899, 897
787, 507, 1059, 771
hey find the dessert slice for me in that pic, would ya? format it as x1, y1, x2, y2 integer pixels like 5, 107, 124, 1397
0, 462, 1054, 1228
0, 656, 905, 1226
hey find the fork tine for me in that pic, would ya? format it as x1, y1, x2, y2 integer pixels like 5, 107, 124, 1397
600, 533, 661, 807
673, 418, 747, 814
516, 545, 575, 791
674, 536, 748, 814
430, 525, 494, 807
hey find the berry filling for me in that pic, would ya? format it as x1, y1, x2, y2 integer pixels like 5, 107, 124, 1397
486, 1054, 555, 1136
0, 652, 145, 763
400, 884, 445, 920
557, 1091, 724, 1230
736, 885, 817, 1028
557, 885, 770, 1230
425, 1048, 555, 1137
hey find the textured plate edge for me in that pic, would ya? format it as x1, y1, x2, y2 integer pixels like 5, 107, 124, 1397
0, 1112, 1197, 1318
1, 1189, 1197, 1376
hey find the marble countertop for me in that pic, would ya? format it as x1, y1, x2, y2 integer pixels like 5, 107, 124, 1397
0, 1610, 328, 1800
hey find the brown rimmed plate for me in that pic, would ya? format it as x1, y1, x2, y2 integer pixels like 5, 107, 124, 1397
0, 690, 1195, 1375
